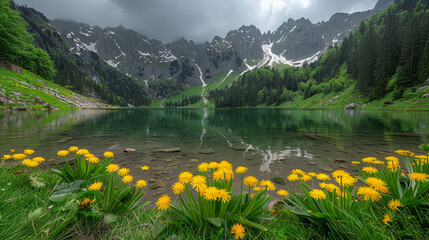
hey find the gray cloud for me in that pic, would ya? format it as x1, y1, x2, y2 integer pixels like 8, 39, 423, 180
14, 0, 378, 43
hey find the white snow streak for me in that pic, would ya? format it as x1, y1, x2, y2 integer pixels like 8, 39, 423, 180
216, 70, 233, 87
194, 63, 209, 105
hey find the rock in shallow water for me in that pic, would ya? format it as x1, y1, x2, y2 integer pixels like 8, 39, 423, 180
199, 148, 215, 154
155, 148, 181, 153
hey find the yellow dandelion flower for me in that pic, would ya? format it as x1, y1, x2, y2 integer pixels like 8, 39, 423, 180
22, 159, 39, 167
415, 156, 428, 165
198, 163, 209, 172
136, 180, 147, 188
218, 189, 231, 203
87, 156, 100, 164
409, 173, 429, 181
335, 176, 357, 187
244, 176, 258, 187
76, 149, 89, 155
308, 172, 317, 177
208, 161, 218, 169
2, 154, 12, 160
203, 186, 219, 201
387, 162, 400, 172
362, 166, 378, 174
253, 186, 263, 192
178, 171, 193, 183
218, 161, 232, 171
231, 223, 245, 239
277, 189, 290, 196
106, 164, 120, 173
287, 173, 299, 182
78, 198, 95, 208
10, 149, 15, 153
385, 156, 399, 163
300, 174, 312, 182
395, 150, 414, 156
224, 169, 235, 181
388, 199, 403, 211
191, 175, 207, 192
332, 170, 351, 178
172, 182, 185, 195
235, 166, 248, 174
316, 173, 331, 181
103, 151, 114, 158
12, 153, 26, 160
141, 166, 150, 171
362, 157, 377, 164
122, 175, 133, 183
213, 170, 225, 181
373, 160, 385, 165
57, 150, 69, 157
351, 161, 361, 165
118, 168, 130, 176
366, 177, 389, 193
260, 180, 276, 191
68, 146, 79, 152
292, 169, 305, 175
24, 149, 35, 155
88, 181, 103, 191
156, 195, 171, 210
309, 189, 326, 200
32, 157, 45, 163
382, 214, 393, 226
357, 187, 381, 202
320, 183, 340, 193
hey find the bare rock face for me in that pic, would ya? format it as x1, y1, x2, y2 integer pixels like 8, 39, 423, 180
345, 103, 362, 109
34, 96, 44, 104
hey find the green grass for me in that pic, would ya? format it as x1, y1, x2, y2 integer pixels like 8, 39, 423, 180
163, 70, 240, 108
0, 165, 318, 239
0, 68, 106, 110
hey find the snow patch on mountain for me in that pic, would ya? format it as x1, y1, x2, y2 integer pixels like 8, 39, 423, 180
105, 60, 119, 68
216, 70, 233, 87
83, 42, 97, 52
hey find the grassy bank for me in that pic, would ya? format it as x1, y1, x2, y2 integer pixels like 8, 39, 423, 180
1, 145, 428, 239
0, 68, 108, 110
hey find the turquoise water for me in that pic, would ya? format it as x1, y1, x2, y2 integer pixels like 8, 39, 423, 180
1, 109, 428, 198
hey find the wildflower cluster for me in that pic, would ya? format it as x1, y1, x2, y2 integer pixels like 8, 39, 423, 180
159, 161, 273, 238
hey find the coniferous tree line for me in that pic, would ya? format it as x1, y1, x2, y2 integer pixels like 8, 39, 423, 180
209, 0, 429, 107
165, 95, 202, 107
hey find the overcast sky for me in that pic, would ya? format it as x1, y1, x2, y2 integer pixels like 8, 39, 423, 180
15, 0, 378, 43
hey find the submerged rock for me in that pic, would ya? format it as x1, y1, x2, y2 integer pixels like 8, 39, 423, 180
335, 159, 347, 163
319, 166, 334, 172
232, 145, 248, 151
199, 148, 215, 154
149, 181, 162, 190
155, 148, 181, 153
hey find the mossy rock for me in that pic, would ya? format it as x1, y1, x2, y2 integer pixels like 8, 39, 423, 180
272, 177, 285, 185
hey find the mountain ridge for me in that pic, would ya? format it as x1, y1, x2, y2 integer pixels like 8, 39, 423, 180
50, 0, 393, 93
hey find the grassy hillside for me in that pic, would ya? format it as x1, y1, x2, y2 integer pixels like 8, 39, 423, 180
0, 68, 108, 110
163, 70, 240, 108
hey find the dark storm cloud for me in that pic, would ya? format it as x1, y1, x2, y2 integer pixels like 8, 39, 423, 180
14, 0, 378, 43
